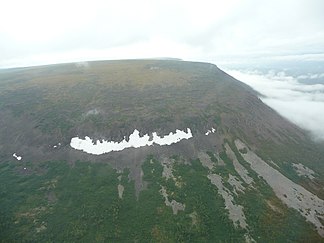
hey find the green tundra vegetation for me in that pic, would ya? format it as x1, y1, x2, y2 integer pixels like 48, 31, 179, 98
1, 60, 324, 242
1, 149, 322, 242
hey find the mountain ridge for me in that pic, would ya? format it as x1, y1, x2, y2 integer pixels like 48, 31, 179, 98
1, 59, 324, 241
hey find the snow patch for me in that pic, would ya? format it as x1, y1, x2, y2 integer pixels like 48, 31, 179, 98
53, 142, 61, 148
13, 153, 22, 161
70, 128, 192, 155
205, 127, 216, 135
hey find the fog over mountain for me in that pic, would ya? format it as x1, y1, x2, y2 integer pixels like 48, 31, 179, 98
227, 68, 324, 141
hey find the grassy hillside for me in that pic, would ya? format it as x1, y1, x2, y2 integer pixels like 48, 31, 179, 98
1, 156, 323, 242
1, 60, 324, 242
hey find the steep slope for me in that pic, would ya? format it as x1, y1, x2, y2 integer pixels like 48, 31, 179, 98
0, 60, 308, 158
1, 60, 324, 242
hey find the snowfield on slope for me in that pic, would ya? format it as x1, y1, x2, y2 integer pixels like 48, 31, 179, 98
70, 128, 193, 155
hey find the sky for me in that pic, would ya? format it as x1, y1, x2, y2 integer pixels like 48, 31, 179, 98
1, 0, 324, 68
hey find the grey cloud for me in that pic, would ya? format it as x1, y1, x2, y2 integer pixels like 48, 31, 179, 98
227, 69, 324, 141
1, 0, 324, 67
298, 73, 324, 80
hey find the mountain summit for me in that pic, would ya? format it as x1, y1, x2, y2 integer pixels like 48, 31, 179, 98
1, 60, 324, 241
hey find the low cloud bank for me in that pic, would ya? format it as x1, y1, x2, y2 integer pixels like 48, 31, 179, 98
226, 69, 324, 141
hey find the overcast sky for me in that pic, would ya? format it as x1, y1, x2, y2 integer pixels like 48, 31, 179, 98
1, 0, 324, 68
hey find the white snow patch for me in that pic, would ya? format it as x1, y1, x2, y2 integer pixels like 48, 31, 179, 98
205, 127, 216, 135
53, 142, 61, 148
70, 128, 193, 155
13, 153, 22, 161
